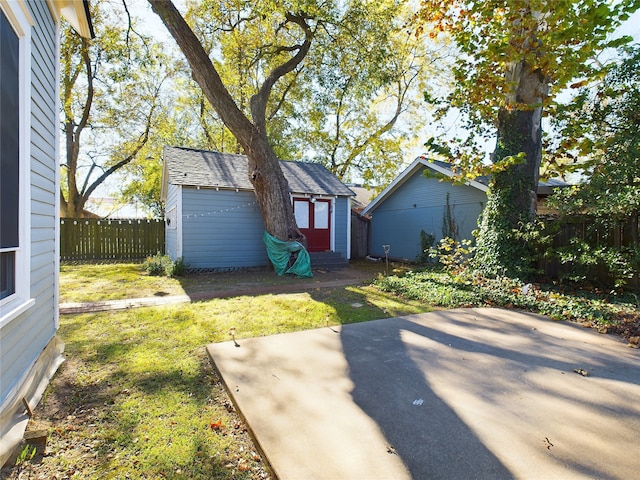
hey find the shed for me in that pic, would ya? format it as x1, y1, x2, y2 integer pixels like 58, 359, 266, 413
0, 0, 93, 466
361, 156, 567, 262
161, 147, 355, 271
347, 185, 376, 259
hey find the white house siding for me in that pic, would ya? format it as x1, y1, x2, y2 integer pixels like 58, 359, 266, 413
181, 188, 267, 270
369, 166, 486, 260
165, 183, 179, 260
0, 0, 62, 466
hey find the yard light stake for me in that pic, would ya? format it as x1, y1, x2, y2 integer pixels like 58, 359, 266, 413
326, 314, 339, 334
230, 327, 240, 347
383, 245, 391, 275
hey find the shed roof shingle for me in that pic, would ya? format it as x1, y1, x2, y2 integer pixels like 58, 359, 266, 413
164, 146, 354, 197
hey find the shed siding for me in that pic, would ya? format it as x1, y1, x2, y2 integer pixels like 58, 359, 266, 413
333, 197, 350, 259
165, 184, 179, 260
181, 188, 267, 269
369, 166, 486, 260
0, 0, 57, 404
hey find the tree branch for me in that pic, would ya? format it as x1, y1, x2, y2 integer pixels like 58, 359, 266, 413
329, 77, 352, 174
250, 12, 315, 133
338, 76, 412, 179
267, 67, 302, 121
77, 38, 94, 135
84, 100, 157, 201
148, 0, 256, 149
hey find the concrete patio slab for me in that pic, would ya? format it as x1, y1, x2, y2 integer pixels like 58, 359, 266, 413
206, 308, 640, 479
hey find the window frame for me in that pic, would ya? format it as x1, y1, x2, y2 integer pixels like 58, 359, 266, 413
0, 1, 34, 328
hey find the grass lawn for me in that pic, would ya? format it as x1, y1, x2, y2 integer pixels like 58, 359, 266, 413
58, 261, 393, 303
59, 263, 187, 302
6, 262, 638, 479
4, 263, 429, 479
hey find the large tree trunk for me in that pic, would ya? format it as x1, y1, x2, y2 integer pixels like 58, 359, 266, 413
474, 60, 545, 279
59, 195, 85, 218
61, 118, 84, 218
245, 136, 303, 242
148, 0, 304, 244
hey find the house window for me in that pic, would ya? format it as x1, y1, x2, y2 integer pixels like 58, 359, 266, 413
0, 9, 20, 301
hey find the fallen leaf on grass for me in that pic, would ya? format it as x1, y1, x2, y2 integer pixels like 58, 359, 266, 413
210, 421, 223, 431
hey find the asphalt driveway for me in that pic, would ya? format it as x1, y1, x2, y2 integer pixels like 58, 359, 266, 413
207, 307, 640, 479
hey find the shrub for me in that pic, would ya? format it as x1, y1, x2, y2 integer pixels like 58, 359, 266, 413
554, 239, 640, 289
373, 269, 637, 327
429, 237, 475, 275
415, 231, 436, 264
143, 254, 185, 277
166, 256, 186, 277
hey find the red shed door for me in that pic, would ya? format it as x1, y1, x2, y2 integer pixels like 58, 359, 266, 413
293, 198, 331, 252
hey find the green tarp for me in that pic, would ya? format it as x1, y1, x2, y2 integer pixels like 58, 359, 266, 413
263, 231, 313, 278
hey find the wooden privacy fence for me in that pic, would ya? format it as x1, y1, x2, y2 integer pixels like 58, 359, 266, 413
60, 218, 165, 261
538, 214, 640, 251
538, 214, 640, 285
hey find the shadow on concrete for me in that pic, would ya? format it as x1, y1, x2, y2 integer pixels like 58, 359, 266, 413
340, 309, 640, 479
340, 316, 512, 479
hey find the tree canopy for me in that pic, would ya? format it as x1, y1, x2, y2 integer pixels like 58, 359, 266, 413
289, 2, 448, 186
415, 0, 639, 278
545, 45, 640, 287
549, 43, 640, 234
60, 0, 169, 218
417, 0, 638, 173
